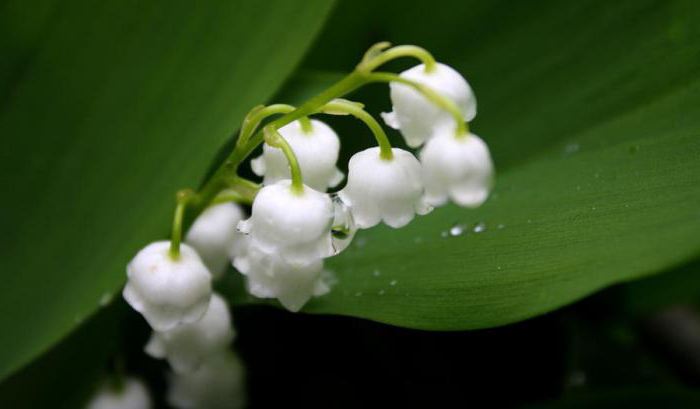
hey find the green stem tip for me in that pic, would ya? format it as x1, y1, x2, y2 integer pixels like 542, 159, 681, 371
320, 98, 393, 160
169, 189, 194, 259
263, 125, 304, 194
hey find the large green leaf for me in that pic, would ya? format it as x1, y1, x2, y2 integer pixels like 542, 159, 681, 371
250, 0, 700, 328
0, 0, 334, 380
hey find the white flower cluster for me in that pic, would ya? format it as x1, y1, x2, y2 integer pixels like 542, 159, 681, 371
121, 217, 245, 408
119, 53, 492, 405
123, 60, 492, 322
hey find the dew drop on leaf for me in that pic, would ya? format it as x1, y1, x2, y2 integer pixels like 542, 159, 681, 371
449, 224, 465, 237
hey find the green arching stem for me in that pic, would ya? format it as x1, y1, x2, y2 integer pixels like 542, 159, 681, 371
231, 71, 369, 168
237, 104, 297, 149
299, 116, 314, 133
211, 177, 260, 205
367, 72, 469, 136
169, 189, 194, 259
360, 41, 392, 64
263, 125, 304, 194
358, 45, 437, 73
320, 99, 394, 160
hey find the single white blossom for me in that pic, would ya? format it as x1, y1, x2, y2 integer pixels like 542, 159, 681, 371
420, 132, 494, 207
123, 241, 212, 332
145, 293, 234, 373
237, 180, 334, 263
185, 202, 244, 278
382, 63, 476, 148
232, 235, 329, 312
251, 119, 344, 191
86, 378, 151, 409
339, 147, 431, 229
167, 351, 246, 409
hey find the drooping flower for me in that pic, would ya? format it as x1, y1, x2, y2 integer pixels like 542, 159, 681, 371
237, 180, 334, 263
86, 378, 152, 409
185, 202, 244, 278
123, 241, 212, 332
231, 235, 330, 312
339, 147, 431, 229
251, 119, 344, 191
167, 351, 246, 409
382, 63, 476, 148
145, 293, 234, 373
420, 132, 494, 208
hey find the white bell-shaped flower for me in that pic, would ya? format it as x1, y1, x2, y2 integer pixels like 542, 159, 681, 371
339, 147, 431, 229
167, 351, 246, 409
123, 241, 212, 332
86, 378, 152, 409
237, 180, 334, 263
145, 293, 234, 373
185, 202, 244, 278
232, 236, 329, 312
382, 63, 476, 148
420, 132, 494, 208
251, 119, 343, 191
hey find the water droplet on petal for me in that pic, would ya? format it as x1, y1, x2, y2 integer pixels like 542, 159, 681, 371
330, 194, 357, 254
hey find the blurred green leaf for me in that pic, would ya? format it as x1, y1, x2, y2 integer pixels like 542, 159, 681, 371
0, 301, 127, 409
0, 0, 334, 381
252, 0, 700, 329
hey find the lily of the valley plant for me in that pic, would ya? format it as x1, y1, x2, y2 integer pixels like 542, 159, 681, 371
95, 42, 494, 408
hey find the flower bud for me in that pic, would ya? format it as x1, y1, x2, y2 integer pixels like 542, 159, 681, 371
251, 119, 343, 191
420, 132, 494, 208
123, 241, 212, 332
86, 378, 151, 409
339, 147, 431, 229
185, 202, 244, 278
145, 293, 234, 373
382, 63, 476, 148
237, 180, 334, 263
